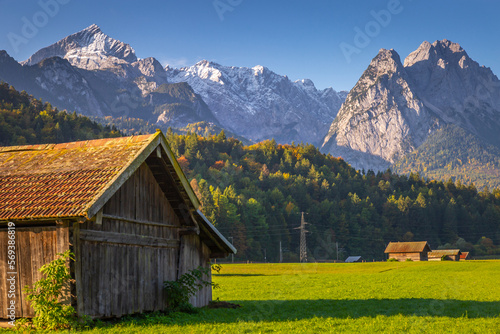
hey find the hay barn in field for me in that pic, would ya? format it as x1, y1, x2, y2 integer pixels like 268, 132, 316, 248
460, 252, 470, 261
0, 131, 235, 319
384, 241, 431, 261
428, 249, 462, 261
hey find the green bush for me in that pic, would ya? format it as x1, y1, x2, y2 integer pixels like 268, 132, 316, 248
163, 265, 220, 312
406, 258, 413, 262
19, 250, 76, 331
387, 258, 398, 262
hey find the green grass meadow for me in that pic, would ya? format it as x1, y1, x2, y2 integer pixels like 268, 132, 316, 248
8, 261, 500, 333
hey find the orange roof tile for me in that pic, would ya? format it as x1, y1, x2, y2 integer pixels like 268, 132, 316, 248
0, 134, 154, 221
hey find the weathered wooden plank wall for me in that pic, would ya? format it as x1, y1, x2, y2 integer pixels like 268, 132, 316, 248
76, 163, 185, 318
0, 224, 69, 318
178, 235, 212, 308
388, 252, 427, 261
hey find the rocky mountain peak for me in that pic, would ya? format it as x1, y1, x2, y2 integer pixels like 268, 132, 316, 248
322, 39, 500, 171
295, 78, 316, 89
252, 65, 267, 76
22, 24, 137, 69
82, 23, 101, 35
195, 59, 221, 68
321, 46, 438, 171
404, 39, 467, 68
372, 48, 404, 72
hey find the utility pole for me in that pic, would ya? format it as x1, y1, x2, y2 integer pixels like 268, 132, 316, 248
294, 212, 308, 262
229, 237, 234, 263
336, 241, 339, 262
279, 241, 283, 263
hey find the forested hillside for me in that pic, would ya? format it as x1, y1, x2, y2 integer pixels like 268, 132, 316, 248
166, 130, 500, 261
1, 82, 499, 262
0, 82, 121, 146
393, 125, 500, 190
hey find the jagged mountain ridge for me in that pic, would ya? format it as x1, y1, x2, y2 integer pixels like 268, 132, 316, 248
1, 25, 219, 129
1, 24, 346, 145
166, 60, 347, 145
322, 40, 500, 172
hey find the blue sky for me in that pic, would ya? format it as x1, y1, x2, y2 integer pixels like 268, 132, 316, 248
0, 0, 499, 91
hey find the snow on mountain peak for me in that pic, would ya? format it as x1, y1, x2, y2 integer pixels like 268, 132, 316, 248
252, 65, 265, 75
166, 60, 346, 144
22, 24, 137, 67
82, 24, 102, 35
295, 79, 316, 88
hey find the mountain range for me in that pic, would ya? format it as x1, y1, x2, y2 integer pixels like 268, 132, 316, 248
0, 24, 346, 146
1, 25, 500, 188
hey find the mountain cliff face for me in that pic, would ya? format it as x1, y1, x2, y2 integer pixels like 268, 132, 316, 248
322, 40, 500, 171
322, 49, 440, 170
404, 40, 500, 147
166, 61, 346, 145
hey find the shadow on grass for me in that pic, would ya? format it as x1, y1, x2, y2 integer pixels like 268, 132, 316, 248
163, 299, 500, 325
106, 298, 500, 330
213, 274, 267, 277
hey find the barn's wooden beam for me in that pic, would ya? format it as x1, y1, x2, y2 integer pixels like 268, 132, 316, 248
79, 230, 180, 248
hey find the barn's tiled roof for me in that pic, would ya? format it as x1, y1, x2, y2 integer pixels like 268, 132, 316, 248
460, 252, 470, 259
0, 134, 155, 221
0, 131, 236, 256
384, 241, 431, 253
428, 249, 461, 257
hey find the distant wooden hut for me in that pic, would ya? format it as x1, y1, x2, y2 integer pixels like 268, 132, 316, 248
384, 241, 431, 261
345, 256, 363, 263
428, 249, 462, 261
0, 131, 236, 319
460, 252, 470, 261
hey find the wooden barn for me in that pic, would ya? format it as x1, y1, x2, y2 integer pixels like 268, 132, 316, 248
460, 252, 470, 261
384, 241, 431, 261
428, 249, 462, 261
0, 131, 236, 319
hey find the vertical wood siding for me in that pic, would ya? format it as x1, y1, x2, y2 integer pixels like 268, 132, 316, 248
178, 235, 212, 308
388, 252, 427, 261
0, 223, 69, 318
75, 162, 212, 318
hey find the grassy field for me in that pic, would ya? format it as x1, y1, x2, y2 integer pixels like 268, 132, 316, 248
8, 261, 500, 333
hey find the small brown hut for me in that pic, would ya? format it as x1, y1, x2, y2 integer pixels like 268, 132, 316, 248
428, 249, 462, 261
0, 131, 236, 319
460, 252, 470, 261
384, 241, 431, 261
